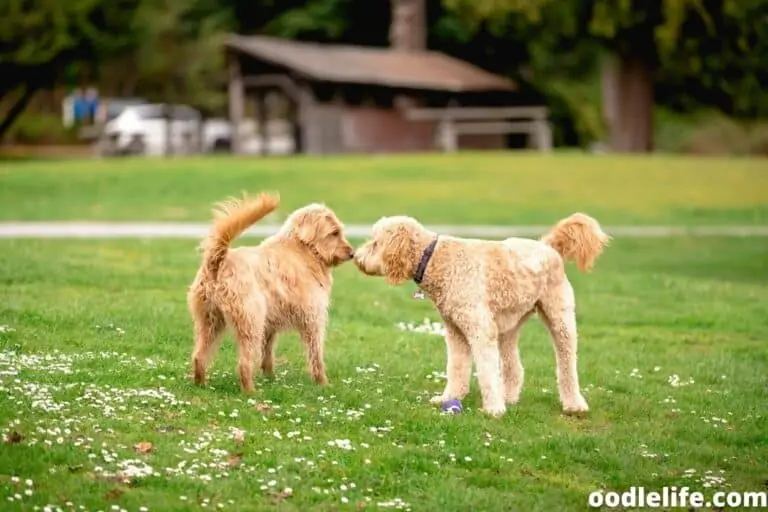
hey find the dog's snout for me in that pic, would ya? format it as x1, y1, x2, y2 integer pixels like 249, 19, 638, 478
348, 249, 355, 259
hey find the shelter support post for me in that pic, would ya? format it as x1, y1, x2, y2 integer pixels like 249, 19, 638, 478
256, 92, 268, 156
227, 53, 244, 154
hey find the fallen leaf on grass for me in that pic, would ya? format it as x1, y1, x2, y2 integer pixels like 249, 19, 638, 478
227, 454, 243, 468
254, 402, 271, 413
104, 489, 124, 500
133, 441, 153, 454
4, 431, 23, 444
268, 488, 293, 504
68, 464, 84, 473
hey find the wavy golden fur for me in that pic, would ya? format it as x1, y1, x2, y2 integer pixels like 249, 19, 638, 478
188, 192, 354, 393
354, 212, 610, 417
200, 192, 281, 278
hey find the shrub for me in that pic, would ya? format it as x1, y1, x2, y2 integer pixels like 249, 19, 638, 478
3, 113, 81, 145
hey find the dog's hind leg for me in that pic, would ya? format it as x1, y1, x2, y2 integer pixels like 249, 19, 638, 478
260, 330, 277, 378
189, 293, 226, 387
222, 293, 265, 393
537, 279, 589, 414
299, 317, 329, 385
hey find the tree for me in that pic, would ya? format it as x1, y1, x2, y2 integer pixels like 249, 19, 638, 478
0, 0, 141, 139
126, 0, 231, 115
655, 0, 768, 119
442, 0, 767, 152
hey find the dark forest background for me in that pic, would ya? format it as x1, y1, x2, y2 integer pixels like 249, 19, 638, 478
2, 0, 767, 154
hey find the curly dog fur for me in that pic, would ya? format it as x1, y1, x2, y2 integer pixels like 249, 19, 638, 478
354, 213, 611, 417
187, 191, 355, 392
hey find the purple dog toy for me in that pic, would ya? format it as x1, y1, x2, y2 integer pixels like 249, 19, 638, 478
441, 399, 463, 414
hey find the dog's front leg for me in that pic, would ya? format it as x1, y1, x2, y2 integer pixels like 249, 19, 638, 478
464, 321, 506, 417
430, 323, 471, 405
299, 321, 329, 385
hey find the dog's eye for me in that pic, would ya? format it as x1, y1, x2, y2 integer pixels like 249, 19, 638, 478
330, 230, 340, 237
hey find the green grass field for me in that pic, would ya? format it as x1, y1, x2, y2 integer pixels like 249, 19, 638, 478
1, 153, 767, 225
0, 236, 766, 511
0, 154, 767, 511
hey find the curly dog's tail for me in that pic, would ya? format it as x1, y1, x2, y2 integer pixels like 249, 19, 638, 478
201, 191, 280, 277
540, 213, 611, 272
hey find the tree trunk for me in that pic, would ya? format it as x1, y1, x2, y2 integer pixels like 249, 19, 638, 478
601, 54, 654, 153
0, 85, 38, 141
389, 0, 427, 111
389, 0, 427, 52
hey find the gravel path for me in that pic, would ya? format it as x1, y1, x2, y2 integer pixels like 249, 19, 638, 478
1, 222, 767, 238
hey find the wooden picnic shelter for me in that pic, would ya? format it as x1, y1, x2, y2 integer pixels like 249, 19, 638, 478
224, 35, 552, 155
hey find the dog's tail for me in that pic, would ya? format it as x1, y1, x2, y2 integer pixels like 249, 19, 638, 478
540, 213, 611, 272
201, 191, 280, 278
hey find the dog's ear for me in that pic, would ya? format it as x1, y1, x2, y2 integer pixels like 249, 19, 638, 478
293, 213, 322, 245
381, 225, 415, 285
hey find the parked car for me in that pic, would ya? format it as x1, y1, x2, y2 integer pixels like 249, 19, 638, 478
97, 97, 148, 124
102, 103, 206, 156
101, 102, 295, 156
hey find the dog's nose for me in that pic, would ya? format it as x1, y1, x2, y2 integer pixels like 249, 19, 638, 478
348, 249, 356, 259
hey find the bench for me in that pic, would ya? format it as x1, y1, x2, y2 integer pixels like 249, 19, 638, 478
404, 106, 553, 153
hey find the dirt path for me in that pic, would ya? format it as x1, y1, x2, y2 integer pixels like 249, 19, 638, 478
1, 222, 767, 238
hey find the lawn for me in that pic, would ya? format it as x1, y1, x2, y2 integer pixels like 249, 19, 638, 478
1, 235, 767, 511
1, 153, 767, 225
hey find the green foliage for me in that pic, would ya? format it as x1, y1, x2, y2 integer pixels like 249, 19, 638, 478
655, 108, 768, 156
442, 0, 715, 60
543, 79, 605, 146
2, 0, 766, 146
657, 0, 768, 118
254, 0, 392, 47
0, 0, 96, 65
126, 0, 230, 112
265, 0, 349, 40
3, 112, 80, 145
0, 0, 140, 67
0, 0, 233, 120
441, 0, 768, 140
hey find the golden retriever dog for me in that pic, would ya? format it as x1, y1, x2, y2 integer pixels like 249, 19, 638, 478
354, 213, 610, 417
187, 192, 355, 393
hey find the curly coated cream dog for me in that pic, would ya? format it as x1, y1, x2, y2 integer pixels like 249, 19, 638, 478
187, 192, 355, 393
354, 213, 610, 417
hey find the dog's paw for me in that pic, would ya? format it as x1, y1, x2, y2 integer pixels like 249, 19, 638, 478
481, 403, 507, 418
562, 395, 589, 415
429, 394, 448, 405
